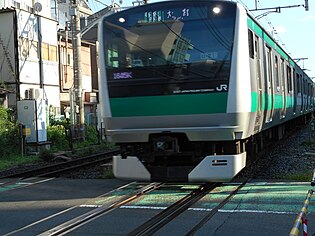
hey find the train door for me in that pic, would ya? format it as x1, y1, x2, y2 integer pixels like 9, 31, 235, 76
305, 78, 308, 111
300, 74, 304, 113
308, 82, 311, 110
274, 55, 280, 118
265, 45, 274, 122
302, 76, 306, 112
297, 73, 303, 114
286, 66, 293, 114
254, 34, 263, 130
280, 58, 287, 118
293, 69, 297, 115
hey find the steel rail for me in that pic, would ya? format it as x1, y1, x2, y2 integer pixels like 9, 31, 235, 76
186, 178, 250, 235
38, 182, 163, 236
0, 149, 120, 179
128, 182, 221, 236
3, 181, 138, 236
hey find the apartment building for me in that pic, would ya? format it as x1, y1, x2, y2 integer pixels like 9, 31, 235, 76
0, 0, 98, 125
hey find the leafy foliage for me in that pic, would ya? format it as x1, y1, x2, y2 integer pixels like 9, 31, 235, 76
0, 104, 114, 171
84, 125, 99, 144
0, 106, 19, 157
47, 125, 69, 151
47, 124, 101, 151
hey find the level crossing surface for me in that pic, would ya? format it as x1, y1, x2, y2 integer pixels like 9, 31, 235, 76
0, 178, 314, 235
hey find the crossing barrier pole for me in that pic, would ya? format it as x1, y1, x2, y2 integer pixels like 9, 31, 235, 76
303, 218, 308, 236
311, 168, 315, 186
289, 190, 314, 236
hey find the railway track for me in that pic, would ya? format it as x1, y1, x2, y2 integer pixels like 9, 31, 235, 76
128, 178, 250, 236
33, 182, 163, 236
14, 179, 249, 236
0, 149, 120, 179
127, 182, 220, 236
186, 178, 250, 235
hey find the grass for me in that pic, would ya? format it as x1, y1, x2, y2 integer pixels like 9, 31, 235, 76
0, 154, 41, 171
283, 170, 313, 181
101, 167, 115, 179
71, 142, 117, 157
0, 142, 117, 177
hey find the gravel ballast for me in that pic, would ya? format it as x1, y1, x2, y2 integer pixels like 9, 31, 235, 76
1, 125, 315, 180
239, 125, 315, 180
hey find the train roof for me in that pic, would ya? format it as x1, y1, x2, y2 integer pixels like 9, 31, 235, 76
82, 0, 312, 82
243, 4, 312, 81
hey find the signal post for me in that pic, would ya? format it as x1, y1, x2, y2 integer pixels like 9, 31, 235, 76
70, 0, 85, 140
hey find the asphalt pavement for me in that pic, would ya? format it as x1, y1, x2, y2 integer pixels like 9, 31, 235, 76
0, 178, 314, 235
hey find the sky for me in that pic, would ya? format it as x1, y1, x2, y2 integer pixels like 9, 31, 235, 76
87, 0, 315, 79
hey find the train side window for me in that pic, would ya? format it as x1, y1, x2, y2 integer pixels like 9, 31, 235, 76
286, 66, 292, 93
280, 58, 286, 92
301, 74, 304, 93
308, 83, 311, 108
265, 46, 273, 85
248, 30, 254, 59
274, 56, 280, 91
293, 68, 296, 93
304, 78, 307, 95
296, 73, 300, 94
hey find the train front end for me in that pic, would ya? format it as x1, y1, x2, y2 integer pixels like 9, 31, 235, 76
98, 0, 252, 182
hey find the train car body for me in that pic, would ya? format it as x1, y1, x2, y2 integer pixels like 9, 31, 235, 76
97, 0, 314, 182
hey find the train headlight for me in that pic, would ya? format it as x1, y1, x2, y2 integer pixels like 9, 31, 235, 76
213, 7, 221, 14
118, 17, 125, 23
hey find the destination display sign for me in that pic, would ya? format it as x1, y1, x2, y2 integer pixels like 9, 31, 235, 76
143, 8, 192, 23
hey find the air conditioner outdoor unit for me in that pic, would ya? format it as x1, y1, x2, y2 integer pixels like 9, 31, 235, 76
25, 88, 41, 100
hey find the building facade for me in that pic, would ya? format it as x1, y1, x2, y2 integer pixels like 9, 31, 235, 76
0, 0, 98, 125
0, 0, 60, 120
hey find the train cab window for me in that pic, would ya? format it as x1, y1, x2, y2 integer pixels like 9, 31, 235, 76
107, 47, 119, 68
248, 30, 254, 59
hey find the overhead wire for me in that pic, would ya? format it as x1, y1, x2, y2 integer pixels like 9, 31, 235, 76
250, 0, 291, 55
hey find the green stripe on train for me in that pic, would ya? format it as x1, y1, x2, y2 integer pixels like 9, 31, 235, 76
110, 93, 228, 117
251, 92, 295, 112
247, 18, 262, 37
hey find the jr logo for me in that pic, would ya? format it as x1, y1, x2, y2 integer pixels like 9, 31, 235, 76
216, 84, 228, 91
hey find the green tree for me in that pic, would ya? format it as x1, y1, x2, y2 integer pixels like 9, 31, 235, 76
0, 106, 19, 157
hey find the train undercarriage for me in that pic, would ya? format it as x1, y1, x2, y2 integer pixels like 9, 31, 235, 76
113, 114, 312, 182
115, 133, 248, 182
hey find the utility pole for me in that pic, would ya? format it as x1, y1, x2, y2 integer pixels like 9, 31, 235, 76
251, 0, 309, 19
70, 0, 85, 140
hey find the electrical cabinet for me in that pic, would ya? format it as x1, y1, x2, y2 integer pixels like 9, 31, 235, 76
17, 99, 47, 143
